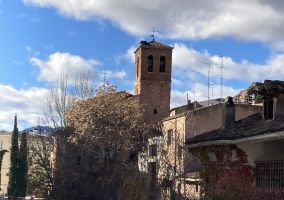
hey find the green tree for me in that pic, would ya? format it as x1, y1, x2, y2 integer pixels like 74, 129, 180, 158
254, 94, 263, 104
18, 132, 28, 197
8, 115, 19, 199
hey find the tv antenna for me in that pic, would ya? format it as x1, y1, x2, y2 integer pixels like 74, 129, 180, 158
203, 61, 211, 106
211, 82, 214, 98
215, 55, 224, 102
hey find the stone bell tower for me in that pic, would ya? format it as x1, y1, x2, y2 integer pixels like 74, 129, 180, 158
134, 40, 173, 124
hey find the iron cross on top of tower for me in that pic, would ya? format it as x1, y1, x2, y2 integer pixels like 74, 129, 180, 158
150, 27, 156, 42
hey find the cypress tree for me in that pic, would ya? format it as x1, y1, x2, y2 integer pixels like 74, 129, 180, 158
18, 132, 28, 197
8, 114, 19, 199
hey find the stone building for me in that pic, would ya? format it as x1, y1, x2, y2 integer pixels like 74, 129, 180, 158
160, 98, 262, 199
0, 127, 55, 197
0, 131, 11, 196
186, 80, 284, 199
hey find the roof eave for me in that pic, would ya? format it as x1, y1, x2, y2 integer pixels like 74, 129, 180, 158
187, 130, 284, 148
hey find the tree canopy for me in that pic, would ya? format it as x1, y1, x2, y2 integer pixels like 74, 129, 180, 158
65, 89, 150, 156
55, 86, 152, 199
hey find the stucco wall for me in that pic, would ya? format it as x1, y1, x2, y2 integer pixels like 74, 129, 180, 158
185, 104, 223, 140
237, 140, 284, 168
0, 133, 12, 195
162, 116, 186, 175
235, 104, 262, 121
185, 103, 262, 140
275, 94, 284, 116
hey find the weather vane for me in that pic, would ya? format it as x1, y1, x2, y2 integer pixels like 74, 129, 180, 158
151, 27, 156, 41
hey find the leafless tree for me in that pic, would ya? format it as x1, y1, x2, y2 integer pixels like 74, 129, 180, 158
42, 70, 95, 128
28, 69, 96, 199
27, 133, 55, 199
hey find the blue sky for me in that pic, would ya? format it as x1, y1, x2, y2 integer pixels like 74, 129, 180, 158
1, 0, 284, 130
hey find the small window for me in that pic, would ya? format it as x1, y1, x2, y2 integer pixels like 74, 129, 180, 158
167, 130, 173, 145
195, 184, 199, 192
178, 146, 183, 158
160, 56, 166, 72
154, 109, 157, 114
77, 156, 81, 166
129, 151, 136, 161
149, 144, 157, 157
178, 183, 181, 192
148, 162, 156, 174
147, 55, 153, 72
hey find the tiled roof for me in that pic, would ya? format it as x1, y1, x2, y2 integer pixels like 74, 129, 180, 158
186, 113, 284, 145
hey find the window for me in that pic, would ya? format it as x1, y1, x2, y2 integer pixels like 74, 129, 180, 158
256, 160, 284, 189
154, 109, 157, 114
264, 96, 273, 119
195, 184, 199, 192
149, 144, 157, 157
177, 183, 181, 192
160, 56, 166, 72
147, 55, 153, 72
167, 129, 173, 145
129, 151, 136, 161
77, 156, 81, 166
148, 162, 157, 175
178, 146, 183, 158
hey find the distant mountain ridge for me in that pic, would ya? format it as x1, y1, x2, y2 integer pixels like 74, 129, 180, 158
21, 126, 58, 135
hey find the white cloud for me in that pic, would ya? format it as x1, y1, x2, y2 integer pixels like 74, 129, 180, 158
22, 0, 284, 46
173, 43, 284, 82
115, 45, 136, 65
0, 84, 49, 131
30, 52, 101, 84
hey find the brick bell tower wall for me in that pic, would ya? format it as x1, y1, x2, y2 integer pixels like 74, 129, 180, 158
134, 41, 173, 124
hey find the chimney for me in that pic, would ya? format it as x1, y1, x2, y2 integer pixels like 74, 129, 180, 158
223, 96, 235, 128
194, 101, 198, 109
187, 99, 191, 105
263, 95, 274, 120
